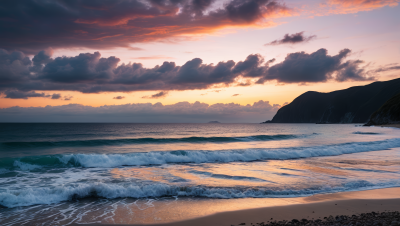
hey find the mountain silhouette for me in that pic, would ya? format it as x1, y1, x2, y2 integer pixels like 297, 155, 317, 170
270, 78, 400, 123
365, 91, 400, 126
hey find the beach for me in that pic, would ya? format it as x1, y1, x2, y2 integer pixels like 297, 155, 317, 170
78, 187, 400, 226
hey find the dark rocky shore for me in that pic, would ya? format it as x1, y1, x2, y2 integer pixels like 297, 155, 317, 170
234, 211, 400, 226
365, 92, 400, 126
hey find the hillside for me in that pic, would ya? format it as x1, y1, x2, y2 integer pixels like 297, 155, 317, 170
270, 78, 400, 123
365, 92, 400, 126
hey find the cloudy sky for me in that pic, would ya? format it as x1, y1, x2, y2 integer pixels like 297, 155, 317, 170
0, 0, 399, 122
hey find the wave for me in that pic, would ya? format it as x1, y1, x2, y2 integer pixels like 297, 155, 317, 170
0, 134, 302, 149
3, 138, 400, 170
1, 180, 398, 208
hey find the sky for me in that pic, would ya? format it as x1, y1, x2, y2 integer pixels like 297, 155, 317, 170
0, 0, 399, 122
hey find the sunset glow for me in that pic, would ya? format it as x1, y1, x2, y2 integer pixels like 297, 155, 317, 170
0, 0, 399, 122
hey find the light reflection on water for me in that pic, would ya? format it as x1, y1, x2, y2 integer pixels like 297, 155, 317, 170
109, 148, 400, 190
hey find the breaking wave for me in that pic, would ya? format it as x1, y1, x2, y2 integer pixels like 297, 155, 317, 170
3, 138, 400, 170
0, 134, 303, 149
1, 180, 398, 208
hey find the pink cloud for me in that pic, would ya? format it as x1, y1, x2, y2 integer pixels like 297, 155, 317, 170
0, 100, 281, 123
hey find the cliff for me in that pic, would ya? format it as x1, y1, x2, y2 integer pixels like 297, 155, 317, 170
270, 78, 400, 123
365, 92, 400, 126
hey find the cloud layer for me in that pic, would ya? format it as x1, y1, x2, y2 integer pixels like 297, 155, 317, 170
0, 48, 378, 98
0, 100, 281, 123
0, 0, 291, 53
0, 0, 397, 53
4, 90, 50, 99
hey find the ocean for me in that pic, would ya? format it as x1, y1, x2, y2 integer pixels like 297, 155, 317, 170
0, 123, 400, 225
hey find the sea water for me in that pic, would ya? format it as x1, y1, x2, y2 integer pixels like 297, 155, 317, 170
0, 123, 399, 225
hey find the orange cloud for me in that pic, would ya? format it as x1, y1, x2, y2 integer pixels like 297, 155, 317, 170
0, 0, 294, 53
325, 0, 399, 14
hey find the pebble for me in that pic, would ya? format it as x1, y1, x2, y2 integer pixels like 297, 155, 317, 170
236, 211, 400, 226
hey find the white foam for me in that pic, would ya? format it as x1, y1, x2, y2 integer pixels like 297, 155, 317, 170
1, 179, 398, 208
57, 138, 400, 168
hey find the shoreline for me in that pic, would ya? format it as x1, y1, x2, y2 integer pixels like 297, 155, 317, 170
80, 187, 400, 226
378, 124, 400, 129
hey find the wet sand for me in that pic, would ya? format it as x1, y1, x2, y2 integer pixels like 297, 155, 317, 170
81, 187, 400, 226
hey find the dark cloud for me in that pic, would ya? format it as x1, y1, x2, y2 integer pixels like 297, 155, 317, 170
41, 52, 119, 83
64, 96, 73, 101
51, 93, 61, 99
233, 54, 273, 77
31, 49, 53, 72
192, 0, 214, 16
258, 48, 373, 83
3, 90, 49, 99
335, 60, 374, 82
0, 49, 31, 84
2, 89, 65, 100
0, 48, 376, 98
0, 0, 290, 53
265, 32, 317, 45
226, 0, 268, 22
232, 94, 240, 96
0, 100, 281, 123
142, 91, 169, 99
172, 58, 237, 85
113, 96, 125, 100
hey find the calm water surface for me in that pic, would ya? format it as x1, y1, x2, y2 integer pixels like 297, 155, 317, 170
0, 123, 399, 225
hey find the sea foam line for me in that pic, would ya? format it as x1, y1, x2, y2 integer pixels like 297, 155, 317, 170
0, 134, 304, 149
60, 138, 400, 168
6, 138, 400, 170
1, 179, 398, 208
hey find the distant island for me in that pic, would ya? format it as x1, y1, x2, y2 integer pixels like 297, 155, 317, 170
265, 78, 400, 124
208, 121, 221, 123
365, 91, 400, 126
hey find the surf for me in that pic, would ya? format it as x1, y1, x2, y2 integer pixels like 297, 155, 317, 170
3, 138, 400, 170
0, 134, 304, 149
1, 179, 398, 208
